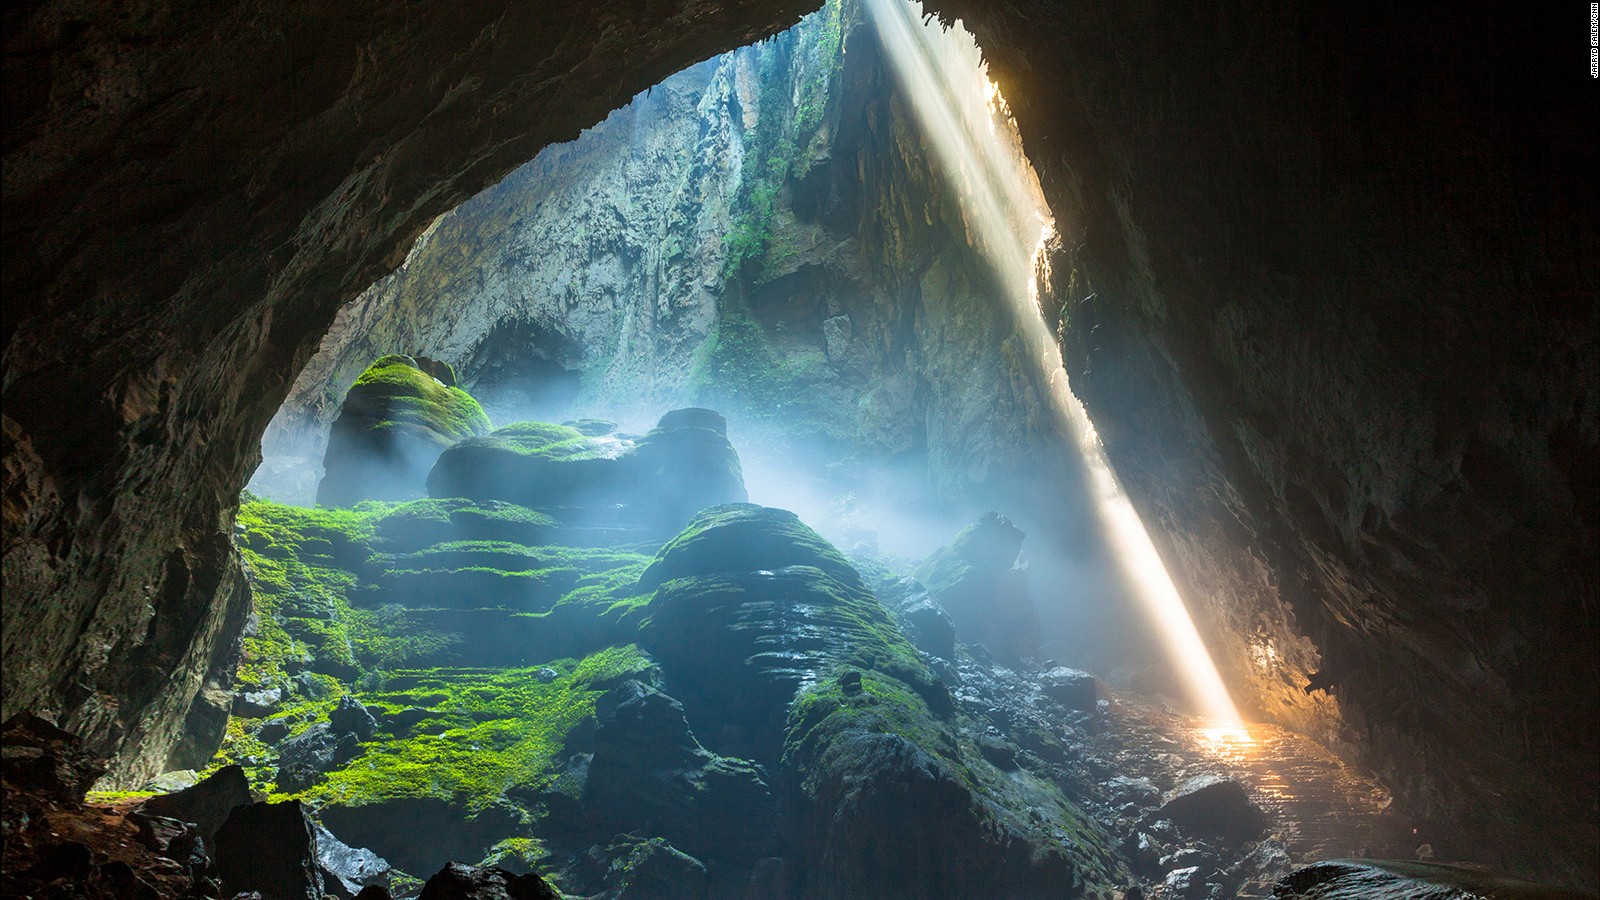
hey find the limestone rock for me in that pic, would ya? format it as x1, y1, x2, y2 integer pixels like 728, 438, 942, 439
915, 512, 1040, 664
416, 862, 560, 900
426, 409, 746, 532
318, 356, 492, 506
1157, 775, 1266, 843
137, 763, 251, 847
315, 823, 393, 900
214, 800, 324, 900
1040, 667, 1109, 712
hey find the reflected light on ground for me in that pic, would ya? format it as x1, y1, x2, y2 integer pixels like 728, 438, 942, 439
864, 0, 1245, 726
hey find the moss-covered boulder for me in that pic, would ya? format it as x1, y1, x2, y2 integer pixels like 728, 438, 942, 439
914, 512, 1040, 664
426, 409, 746, 533
317, 356, 491, 507
637, 504, 860, 591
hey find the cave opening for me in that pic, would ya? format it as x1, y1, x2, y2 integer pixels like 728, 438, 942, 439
194, 0, 1405, 895
3, 0, 1594, 898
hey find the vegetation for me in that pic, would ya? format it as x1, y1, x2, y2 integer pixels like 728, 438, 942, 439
348, 357, 491, 444
301, 647, 654, 812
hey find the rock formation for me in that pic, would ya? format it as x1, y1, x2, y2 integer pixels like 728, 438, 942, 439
915, 512, 1040, 665
317, 356, 491, 506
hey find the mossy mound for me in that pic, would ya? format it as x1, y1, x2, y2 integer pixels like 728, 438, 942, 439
637, 504, 859, 591
426, 409, 746, 534
371, 498, 558, 552
317, 356, 492, 507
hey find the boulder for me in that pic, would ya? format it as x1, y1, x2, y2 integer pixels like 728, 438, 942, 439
274, 723, 362, 793
1157, 775, 1266, 842
416, 862, 559, 900
914, 512, 1040, 664
329, 696, 378, 741
318, 355, 491, 506
605, 837, 710, 900
138, 763, 252, 846
1039, 667, 1109, 711
315, 823, 392, 899
425, 409, 745, 532
214, 800, 324, 900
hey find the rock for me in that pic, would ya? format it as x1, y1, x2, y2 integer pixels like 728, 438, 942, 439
416, 862, 559, 900
354, 887, 394, 900
885, 580, 957, 662
425, 410, 746, 532
636, 504, 862, 592
1157, 775, 1266, 842
214, 800, 324, 900
584, 681, 773, 865
605, 837, 710, 900
318, 356, 492, 506
1105, 775, 1161, 807
144, 769, 201, 792
329, 696, 378, 741
1040, 667, 1109, 711
0, 715, 105, 801
274, 723, 352, 793
914, 513, 1040, 664
788, 730, 1077, 899
315, 823, 392, 899
236, 686, 285, 718
562, 418, 619, 436
1271, 859, 1584, 899
138, 764, 252, 846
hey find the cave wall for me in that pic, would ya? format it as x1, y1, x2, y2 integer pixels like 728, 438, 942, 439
927, 0, 1597, 883
2, 0, 1594, 886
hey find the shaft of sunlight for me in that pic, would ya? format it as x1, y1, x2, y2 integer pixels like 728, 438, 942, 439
864, 0, 1244, 725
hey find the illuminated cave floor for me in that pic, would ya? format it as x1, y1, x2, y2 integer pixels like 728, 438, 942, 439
1095, 696, 1416, 894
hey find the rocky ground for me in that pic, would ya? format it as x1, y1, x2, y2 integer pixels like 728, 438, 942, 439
7, 360, 1582, 900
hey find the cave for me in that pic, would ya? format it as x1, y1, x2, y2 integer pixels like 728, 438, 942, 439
2, 1, 1595, 898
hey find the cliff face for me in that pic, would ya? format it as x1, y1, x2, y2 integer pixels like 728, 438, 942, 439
933, 0, 1597, 882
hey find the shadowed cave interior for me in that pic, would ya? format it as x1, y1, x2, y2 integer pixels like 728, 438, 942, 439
1, 1, 1595, 899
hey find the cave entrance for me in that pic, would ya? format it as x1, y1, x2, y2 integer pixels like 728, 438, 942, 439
207, 0, 1358, 894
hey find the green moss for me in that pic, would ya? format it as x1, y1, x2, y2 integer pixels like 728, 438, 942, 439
372, 498, 558, 552
84, 790, 159, 804
349, 359, 491, 442
293, 646, 656, 812
450, 421, 600, 460
638, 504, 860, 590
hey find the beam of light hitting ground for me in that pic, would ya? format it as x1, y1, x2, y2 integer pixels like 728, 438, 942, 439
864, 0, 1245, 728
